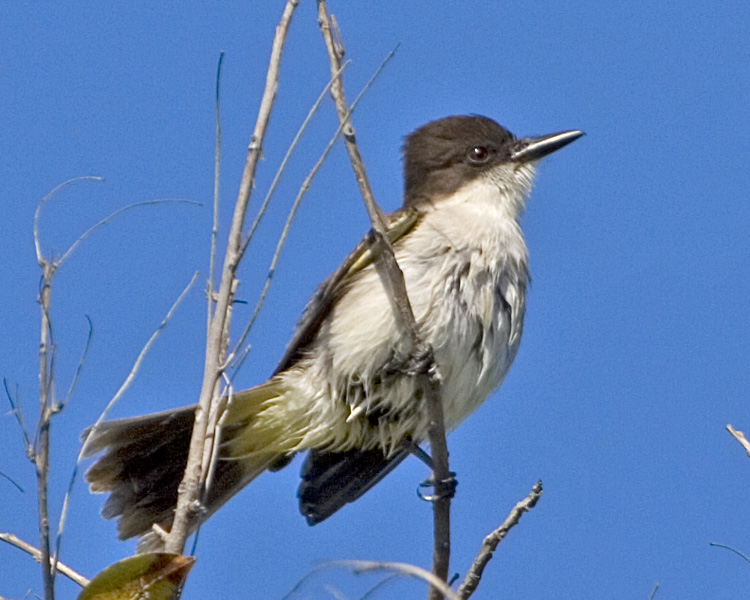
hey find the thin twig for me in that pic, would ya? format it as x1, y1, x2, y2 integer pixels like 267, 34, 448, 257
61, 272, 198, 567
0, 471, 24, 493
317, 4, 385, 226
279, 564, 331, 600
208, 51, 224, 336
56, 199, 201, 270
49, 316, 92, 578
0, 532, 89, 588
4, 378, 32, 457
57, 315, 93, 412
165, 0, 299, 554
333, 561, 460, 600
33, 176, 104, 265
648, 582, 659, 600
709, 542, 750, 567
202, 372, 236, 502
316, 3, 450, 598
726, 425, 750, 458
358, 573, 400, 600
32, 181, 197, 598
229, 49, 396, 374
198, 52, 227, 532
457, 482, 543, 599
238, 60, 350, 264
280, 561, 458, 600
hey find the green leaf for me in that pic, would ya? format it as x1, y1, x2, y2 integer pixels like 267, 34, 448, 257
78, 553, 195, 600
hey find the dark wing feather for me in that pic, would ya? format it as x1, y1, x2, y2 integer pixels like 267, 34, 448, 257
299, 448, 408, 525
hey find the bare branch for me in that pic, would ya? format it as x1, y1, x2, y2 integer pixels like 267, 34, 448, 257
30, 174, 201, 599
317, 5, 386, 225
166, 0, 299, 554
0, 533, 89, 588
37, 259, 55, 599
33, 180, 198, 598
457, 482, 543, 599
726, 424, 750, 458
648, 582, 660, 600
316, 3, 450, 597
201, 52, 228, 509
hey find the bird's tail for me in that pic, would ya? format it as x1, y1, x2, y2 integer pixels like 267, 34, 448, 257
83, 380, 289, 550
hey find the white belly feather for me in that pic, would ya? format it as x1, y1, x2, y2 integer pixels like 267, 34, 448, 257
275, 174, 531, 456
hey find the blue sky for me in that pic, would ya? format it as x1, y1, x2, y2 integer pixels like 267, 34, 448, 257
2, 1, 749, 598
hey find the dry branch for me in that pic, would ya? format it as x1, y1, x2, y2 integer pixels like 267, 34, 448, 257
165, 0, 300, 554
457, 482, 543, 599
36, 259, 55, 599
27, 177, 200, 598
0, 533, 89, 588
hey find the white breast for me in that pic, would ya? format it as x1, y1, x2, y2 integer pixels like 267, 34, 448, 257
280, 167, 533, 455
396, 175, 530, 429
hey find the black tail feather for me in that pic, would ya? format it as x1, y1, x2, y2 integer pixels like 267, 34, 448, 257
83, 406, 245, 544
84, 406, 198, 540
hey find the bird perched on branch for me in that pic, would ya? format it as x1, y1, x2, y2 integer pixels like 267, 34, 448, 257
83, 115, 582, 550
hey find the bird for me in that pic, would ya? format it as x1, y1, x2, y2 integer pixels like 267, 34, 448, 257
83, 115, 582, 550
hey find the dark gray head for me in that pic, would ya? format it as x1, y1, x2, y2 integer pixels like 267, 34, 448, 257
402, 115, 582, 207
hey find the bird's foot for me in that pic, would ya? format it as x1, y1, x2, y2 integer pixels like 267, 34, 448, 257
417, 472, 458, 502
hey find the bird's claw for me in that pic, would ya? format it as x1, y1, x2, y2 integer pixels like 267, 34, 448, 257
405, 346, 438, 377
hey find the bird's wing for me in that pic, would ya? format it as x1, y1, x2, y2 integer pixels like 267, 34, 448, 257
274, 206, 420, 374
273, 206, 420, 524
298, 447, 409, 525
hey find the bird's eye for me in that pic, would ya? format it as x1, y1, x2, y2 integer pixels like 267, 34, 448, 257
467, 146, 491, 164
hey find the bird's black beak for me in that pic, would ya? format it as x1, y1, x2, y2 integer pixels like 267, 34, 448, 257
511, 130, 584, 163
